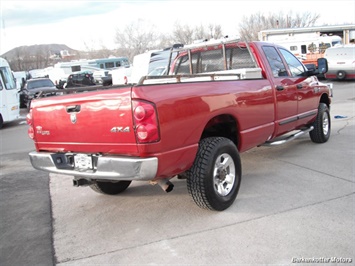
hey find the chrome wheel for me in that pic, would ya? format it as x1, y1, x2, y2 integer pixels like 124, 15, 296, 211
322, 112, 329, 136
213, 153, 236, 197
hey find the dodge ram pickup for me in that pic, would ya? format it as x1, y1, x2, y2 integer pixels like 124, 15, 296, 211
27, 39, 332, 211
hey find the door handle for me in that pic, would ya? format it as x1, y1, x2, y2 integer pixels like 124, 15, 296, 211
66, 105, 81, 113
296, 84, 303, 89
276, 85, 284, 91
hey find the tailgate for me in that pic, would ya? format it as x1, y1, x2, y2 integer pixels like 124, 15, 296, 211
31, 87, 138, 154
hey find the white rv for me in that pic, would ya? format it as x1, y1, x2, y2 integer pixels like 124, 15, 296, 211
261, 32, 342, 60
0, 58, 20, 128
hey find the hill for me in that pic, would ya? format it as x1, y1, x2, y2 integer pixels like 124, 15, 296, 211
1, 44, 122, 72
1, 44, 81, 71
1, 44, 77, 59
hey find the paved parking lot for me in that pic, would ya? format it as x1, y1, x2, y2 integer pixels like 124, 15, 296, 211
49, 82, 355, 265
0, 81, 354, 265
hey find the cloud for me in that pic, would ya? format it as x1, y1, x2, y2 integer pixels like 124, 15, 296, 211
1, 0, 354, 55
1, 1, 122, 28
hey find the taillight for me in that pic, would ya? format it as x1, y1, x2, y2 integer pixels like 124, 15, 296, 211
26, 110, 34, 139
132, 100, 160, 143
26, 110, 32, 126
28, 127, 34, 139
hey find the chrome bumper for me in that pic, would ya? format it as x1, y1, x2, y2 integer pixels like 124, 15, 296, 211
29, 151, 158, 181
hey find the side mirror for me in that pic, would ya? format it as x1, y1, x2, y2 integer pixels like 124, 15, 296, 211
317, 58, 328, 74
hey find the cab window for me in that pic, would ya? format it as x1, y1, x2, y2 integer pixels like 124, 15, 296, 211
200, 49, 224, 72
279, 48, 306, 77
175, 53, 200, 74
0, 67, 16, 90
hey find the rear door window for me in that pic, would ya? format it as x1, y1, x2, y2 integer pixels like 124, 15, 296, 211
262, 46, 289, 78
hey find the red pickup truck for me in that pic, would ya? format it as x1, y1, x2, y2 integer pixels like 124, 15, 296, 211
27, 40, 332, 211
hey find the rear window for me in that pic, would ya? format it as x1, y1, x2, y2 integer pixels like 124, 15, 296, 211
174, 46, 255, 74
27, 79, 54, 90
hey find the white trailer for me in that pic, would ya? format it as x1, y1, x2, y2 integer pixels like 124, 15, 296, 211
324, 45, 355, 80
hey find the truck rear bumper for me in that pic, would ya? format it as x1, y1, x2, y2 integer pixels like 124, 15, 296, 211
29, 151, 158, 181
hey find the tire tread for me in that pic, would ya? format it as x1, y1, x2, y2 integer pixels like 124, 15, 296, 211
186, 137, 241, 211
310, 103, 330, 143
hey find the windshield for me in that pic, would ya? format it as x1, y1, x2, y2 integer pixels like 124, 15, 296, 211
332, 40, 342, 46
27, 79, 55, 90
0, 66, 16, 90
148, 67, 167, 76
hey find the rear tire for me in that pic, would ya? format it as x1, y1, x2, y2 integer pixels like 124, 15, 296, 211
309, 103, 331, 143
186, 137, 241, 211
89, 181, 131, 195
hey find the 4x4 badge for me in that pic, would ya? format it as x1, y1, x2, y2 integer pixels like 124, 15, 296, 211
70, 113, 77, 124
110, 126, 130, 133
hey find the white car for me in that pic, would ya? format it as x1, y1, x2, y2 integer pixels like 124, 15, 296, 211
110, 66, 132, 85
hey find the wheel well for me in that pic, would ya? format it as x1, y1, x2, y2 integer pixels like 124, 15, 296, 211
201, 115, 239, 147
320, 93, 330, 107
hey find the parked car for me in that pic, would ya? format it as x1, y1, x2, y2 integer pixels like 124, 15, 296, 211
93, 69, 112, 86
65, 71, 96, 88
20, 78, 59, 109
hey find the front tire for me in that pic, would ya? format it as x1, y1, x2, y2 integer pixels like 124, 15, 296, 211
309, 103, 331, 143
186, 137, 241, 211
89, 181, 131, 195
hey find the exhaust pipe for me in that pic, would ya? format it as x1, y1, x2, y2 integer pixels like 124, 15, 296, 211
73, 178, 92, 187
156, 179, 174, 193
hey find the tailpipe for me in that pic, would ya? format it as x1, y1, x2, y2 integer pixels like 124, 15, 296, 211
156, 179, 174, 193
73, 178, 92, 187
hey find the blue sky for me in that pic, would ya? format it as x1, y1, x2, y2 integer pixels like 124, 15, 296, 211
1, 0, 354, 54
